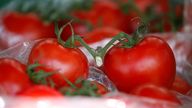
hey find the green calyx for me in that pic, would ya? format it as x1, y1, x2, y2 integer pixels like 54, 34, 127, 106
27, 62, 56, 88
55, 19, 147, 67
27, 62, 102, 97
60, 79, 101, 97
54, 21, 147, 67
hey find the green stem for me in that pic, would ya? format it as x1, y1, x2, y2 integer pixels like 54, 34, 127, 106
27, 62, 56, 86
62, 77, 77, 89
74, 32, 132, 67
74, 36, 96, 58
99, 32, 130, 59
55, 20, 74, 48
68, 22, 75, 48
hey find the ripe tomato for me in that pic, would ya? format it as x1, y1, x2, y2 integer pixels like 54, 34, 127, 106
18, 85, 62, 97
72, 0, 132, 33
0, 58, 32, 95
91, 81, 109, 95
0, 12, 55, 50
82, 27, 120, 44
103, 36, 176, 93
130, 84, 181, 104
28, 38, 88, 89
172, 75, 191, 95
58, 20, 90, 41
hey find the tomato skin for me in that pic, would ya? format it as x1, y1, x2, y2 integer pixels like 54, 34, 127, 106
2, 12, 55, 36
82, 27, 120, 44
72, 0, 131, 33
0, 12, 55, 50
28, 39, 88, 89
18, 85, 62, 97
0, 58, 32, 95
130, 84, 181, 104
91, 81, 109, 95
103, 36, 176, 93
58, 20, 90, 41
172, 76, 191, 95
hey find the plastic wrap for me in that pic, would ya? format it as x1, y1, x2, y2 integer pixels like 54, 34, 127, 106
0, 95, 181, 108
0, 32, 192, 108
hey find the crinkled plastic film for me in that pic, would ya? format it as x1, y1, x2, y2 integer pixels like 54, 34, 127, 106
0, 0, 192, 107
0, 33, 192, 108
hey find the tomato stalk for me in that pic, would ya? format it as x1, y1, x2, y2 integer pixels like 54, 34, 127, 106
27, 62, 56, 88
75, 23, 147, 67
55, 21, 147, 67
55, 20, 76, 48
27, 62, 103, 97
59, 79, 101, 97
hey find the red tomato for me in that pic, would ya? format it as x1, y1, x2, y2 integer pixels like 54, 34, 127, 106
72, 0, 132, 33
18, 85, 62, 97
59, 21, 90, 41
0, 58, 32, 95
103, 36, 176, 93
172, 75, 191, 95
82, 27, 120, 44
0, 12, 55, 50
130, 84, 181, 104
28, 38, 88, 89
91, 81, 109, 95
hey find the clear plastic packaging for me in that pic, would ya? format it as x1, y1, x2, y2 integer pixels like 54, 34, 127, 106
0, 32, 192, 108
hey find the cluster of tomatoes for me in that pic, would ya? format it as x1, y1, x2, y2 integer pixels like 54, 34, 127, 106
0, 41, 109, 97
0, 0, 191, 107
0, 0, 183, 51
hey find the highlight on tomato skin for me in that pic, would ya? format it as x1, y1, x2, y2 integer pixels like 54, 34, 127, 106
130, 84, 181, 105
0, 58, 32, 96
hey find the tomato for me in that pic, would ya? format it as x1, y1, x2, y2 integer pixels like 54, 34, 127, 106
91, 81, 109, 95
172, 75, 191, 95
130, 84, 181, 104
18, 85, 62, 97
58, 21, 90, 41
28, 38, 88, 89
82, 27, 120, 44
103, 36, 176, 93
0, 12, 55, 50
0, 58, 32, 95
72, 0, 132, 34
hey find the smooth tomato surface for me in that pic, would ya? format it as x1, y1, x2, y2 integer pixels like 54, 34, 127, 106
130, 84, 181, 104
0, 58, 31, 95
0, 12, 55, 50
28, 39, 88, 89
18, 85, 62, 97
72, 0, 132, 33
172, 75, 191, 95
103, 36, 176, 93
82, 27, 120, 44
2, 12, 55, 37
